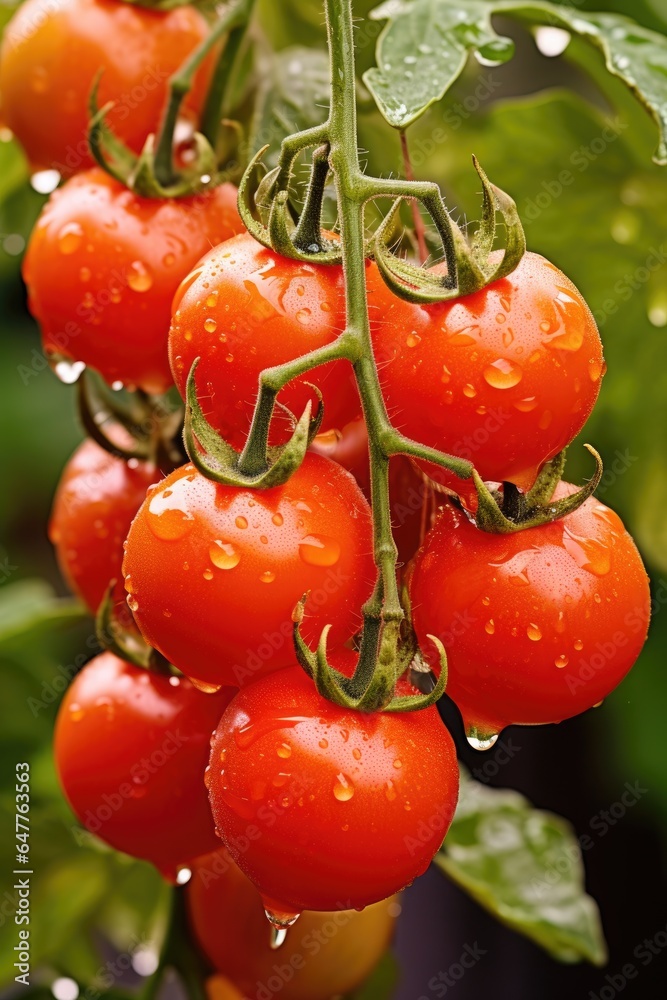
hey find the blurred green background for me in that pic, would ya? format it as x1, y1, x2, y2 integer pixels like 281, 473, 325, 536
1, 0, 666, 996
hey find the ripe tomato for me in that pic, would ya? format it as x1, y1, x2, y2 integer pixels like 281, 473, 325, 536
122, 453, 375, 687
206, 666, 459, 916
23, 169, 242, 394
311, 419, 433, 566
54, 652, 234, 879
49, 439, 160, 614
187, 847, 398, 1000
0, 0, 214, 176
168, 233, 361, 449
367, 252, 605, 499
410, 485, 651, 745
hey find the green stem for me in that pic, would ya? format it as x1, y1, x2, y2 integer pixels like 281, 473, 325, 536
141, 886, 208, 1000
153, 0, 255, 188
325, 0, 402, 620
200, 0, 257, 151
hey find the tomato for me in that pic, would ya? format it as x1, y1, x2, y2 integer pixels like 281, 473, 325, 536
49, 439, 160, 614
122, 453, 376, 687
168, 233, 361, 449
187, 847, 398, 1000
54, 652, 234, 878
206, 665, 459, 916
410, 484, 651, 745
311, 419, 435, 567
23, 169, 242, 394
367, 252, 605, 500
0, 0, 215, 176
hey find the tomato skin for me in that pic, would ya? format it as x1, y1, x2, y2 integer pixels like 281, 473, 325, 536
410, 485, 651, 739
367, 252, 604, 497
169, 233, 361, 448
0, 0, 214, 175
49, 439, 160, 614
187, 848, 398, 1000
54, 652, 234, 878
122, 453, 375, 687
206, 666, 459, 913
23, 169, 242, 394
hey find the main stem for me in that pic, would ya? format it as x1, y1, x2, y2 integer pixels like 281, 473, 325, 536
324, 0, 402, 621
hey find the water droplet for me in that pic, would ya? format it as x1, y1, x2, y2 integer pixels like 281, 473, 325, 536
235, 516, 248, 529
53, 359, 86, 384
163, 252, 176, 267
540, 319, 557, 334
58, 223, 84, 255
210, 540, 240, 570
204, 317, 217, 333
260, 570, 276, 583
527, 623, 542, 641
481, 596, 490, 606
206, 291, 218, 308
485, 619, 495, 635
270, 927, 288, 949
385, 781, 397, 801
406, 331, 421, 347
483, 358, 523, 389
440, 364, 452, 383
352, 748, 362, 761
69, 703, 84, 722
127, 595, 139, 612
589, 359, 605, 382
574, 639, 584, 651
547, 327, 584, 352
333, 773, 355, 801
502, 327, 515, 348
449, 326, 478, 346
393, 759, 402, 769
277, 743, 291, 759
463, 383, 477, 398
556, 611, 565, 633
202, 568, 213, 581
147, 489, 195, 541
296, 308, 311, 324
563, 529, 611, 576
127, 261, 153, 292
513, 396, 538, 412
272, 513, 284, 526
555, 654, 569, 668
298, 534, 341, 567
190, 677, 223, 693
466, 732, 499, 751
318, 738, 328, 749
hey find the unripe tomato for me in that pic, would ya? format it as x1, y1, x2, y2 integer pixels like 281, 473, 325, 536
23, 169, 242, 394
168, 233, 361, 449
0, 0, 214, 175
49, 439, 160, 614
187, 848, 398, 1000
54, 652, 234, 879
122, 453, 376, 687
410, 485, 651, 745
367, 252, 605, 499
207, 666, 459, 915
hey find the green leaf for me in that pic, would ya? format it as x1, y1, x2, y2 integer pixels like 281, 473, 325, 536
345, 951, 399, 999
434, 769, 607, 965
365, 0, 667, 163
0, 579, 86, 647
249, 46, 330, 168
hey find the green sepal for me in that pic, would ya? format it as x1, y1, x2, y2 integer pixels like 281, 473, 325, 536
184, 359, 322, 489
474, 445, 603, 534
385, 634, 449, 713
96, 583, 171, 674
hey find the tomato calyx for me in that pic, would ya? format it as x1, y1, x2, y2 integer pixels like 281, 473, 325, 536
373, 156, 526, 304
184, 359, 324, 489
78, 369, 186, 471
96, 582, 172, 675
472, 444, 603, 534
291, 594, 448, 713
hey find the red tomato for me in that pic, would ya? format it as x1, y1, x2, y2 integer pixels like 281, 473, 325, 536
122, 453, 376, 687
367, 252, 605, 499
168, 233, 361, 449
187, 847, 398, 1000
206, 666, 459, 915
49, 439, 160, 614
23, 169, 242, 393
54, 652, 234, 879
0, 0, 214, 175
410, 485, 651, 745
311, 419, 435, 567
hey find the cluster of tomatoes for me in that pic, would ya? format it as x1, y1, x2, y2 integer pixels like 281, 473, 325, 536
1, 0, 653, 994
